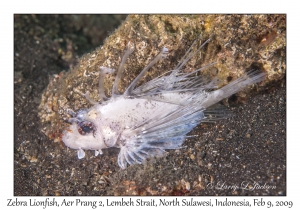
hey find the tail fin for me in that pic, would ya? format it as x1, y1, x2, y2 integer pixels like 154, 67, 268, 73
201, 70, 266, 108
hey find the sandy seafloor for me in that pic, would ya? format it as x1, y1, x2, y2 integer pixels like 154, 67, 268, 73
14, 15, 286, 196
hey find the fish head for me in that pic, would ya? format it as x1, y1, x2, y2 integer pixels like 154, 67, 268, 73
62, 108, 107, 157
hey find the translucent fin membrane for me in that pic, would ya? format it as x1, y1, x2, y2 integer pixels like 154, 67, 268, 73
124, 47, 169, 96
116, 40, 265, 169
202, 104, 232, 123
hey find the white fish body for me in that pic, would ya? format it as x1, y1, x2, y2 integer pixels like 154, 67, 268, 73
62, 39, 265, 169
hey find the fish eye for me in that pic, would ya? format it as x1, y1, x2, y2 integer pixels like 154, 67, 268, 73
77, 121, 96, 136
